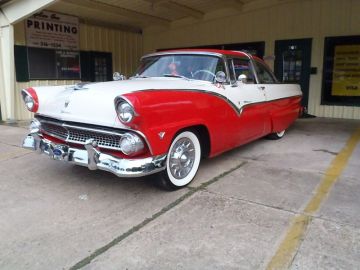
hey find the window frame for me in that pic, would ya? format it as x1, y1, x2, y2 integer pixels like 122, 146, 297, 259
226, 56, 257, 85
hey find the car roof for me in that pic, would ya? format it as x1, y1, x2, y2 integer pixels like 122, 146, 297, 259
143, 48, 263, 62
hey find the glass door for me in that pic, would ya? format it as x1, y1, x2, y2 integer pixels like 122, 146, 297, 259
274, 39, 312, 109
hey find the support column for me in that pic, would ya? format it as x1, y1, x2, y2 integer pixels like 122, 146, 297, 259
0, 13, 15, 121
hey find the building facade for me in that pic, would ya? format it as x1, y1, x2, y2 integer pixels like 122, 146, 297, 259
1, 0, 359, 121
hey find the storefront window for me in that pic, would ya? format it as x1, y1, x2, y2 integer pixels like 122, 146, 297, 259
322, 36, 360, 106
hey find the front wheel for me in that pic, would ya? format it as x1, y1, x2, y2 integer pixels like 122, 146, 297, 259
154, 131, 201, 190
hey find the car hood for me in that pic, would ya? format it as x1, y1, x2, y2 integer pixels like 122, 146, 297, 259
34, 77, 215, 128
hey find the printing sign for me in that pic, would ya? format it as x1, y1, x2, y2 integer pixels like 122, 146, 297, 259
26, 11, 79, 50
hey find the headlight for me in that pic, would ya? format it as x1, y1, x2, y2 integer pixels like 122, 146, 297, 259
29, 118, 41, 134
120, 133, 144, 156
21, 88, 39, 112
116, 101, 135, 123
24, 95, 35, 111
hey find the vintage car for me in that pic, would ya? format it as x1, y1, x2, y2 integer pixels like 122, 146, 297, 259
22, 49, 302, 190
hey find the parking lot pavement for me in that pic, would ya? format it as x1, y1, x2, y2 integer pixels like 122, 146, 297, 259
0, 118, 359, 270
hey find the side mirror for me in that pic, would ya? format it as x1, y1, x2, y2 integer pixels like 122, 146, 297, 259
238, 74, 247, 83
215, 71, 226, 83
113, 72, 126, 81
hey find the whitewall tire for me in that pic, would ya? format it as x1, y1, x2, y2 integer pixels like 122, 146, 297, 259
155, 131, 201, 190
267, 129, 286, 140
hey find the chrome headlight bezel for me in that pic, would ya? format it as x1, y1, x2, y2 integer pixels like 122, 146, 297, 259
21, 88, 39, 112
115, 97, 137, 124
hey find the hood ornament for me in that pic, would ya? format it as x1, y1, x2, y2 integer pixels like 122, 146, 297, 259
64, 99, 70, 108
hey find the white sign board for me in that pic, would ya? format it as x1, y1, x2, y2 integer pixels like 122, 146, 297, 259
26, 11, 79, 50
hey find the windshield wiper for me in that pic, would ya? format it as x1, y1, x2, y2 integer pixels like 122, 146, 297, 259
163, 74, 190, 81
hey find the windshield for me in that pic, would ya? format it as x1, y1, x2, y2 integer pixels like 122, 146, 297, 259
134, 54, 226, 82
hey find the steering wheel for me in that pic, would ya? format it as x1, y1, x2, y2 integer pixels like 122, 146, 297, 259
192, 69, 216, 79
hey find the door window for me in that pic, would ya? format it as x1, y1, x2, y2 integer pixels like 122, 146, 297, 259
254, 61, 276, 84
227, 58, 256, 84
233, 58, 255, 83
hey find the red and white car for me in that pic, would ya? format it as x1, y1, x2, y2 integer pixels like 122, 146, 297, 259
22, 49, 302, 190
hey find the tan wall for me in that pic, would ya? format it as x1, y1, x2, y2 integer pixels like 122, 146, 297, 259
13, 22, 143, 120
143, 0, 360, 119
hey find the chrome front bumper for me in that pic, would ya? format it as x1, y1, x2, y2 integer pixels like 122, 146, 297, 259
22, 133, 167, 178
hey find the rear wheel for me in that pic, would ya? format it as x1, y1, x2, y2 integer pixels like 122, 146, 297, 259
154, 131, 201, 190
267, 129, 286, 140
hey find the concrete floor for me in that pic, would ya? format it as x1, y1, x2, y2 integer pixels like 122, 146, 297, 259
0, 118, 359, 270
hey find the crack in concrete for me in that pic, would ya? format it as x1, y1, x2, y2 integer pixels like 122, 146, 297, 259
313, 149, 338, 155
68, 161, 248, 270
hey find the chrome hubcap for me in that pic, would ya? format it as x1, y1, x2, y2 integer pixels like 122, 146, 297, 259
169, 138, 195, 179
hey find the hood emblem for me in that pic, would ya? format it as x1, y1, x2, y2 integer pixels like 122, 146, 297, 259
64, 99, 70, 108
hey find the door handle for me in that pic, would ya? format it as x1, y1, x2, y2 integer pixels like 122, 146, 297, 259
258, 86, 265, 90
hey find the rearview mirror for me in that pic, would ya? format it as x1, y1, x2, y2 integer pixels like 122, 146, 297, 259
215, 71, 226, 83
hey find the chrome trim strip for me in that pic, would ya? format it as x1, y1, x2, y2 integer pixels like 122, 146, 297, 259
22, 134, 166, 178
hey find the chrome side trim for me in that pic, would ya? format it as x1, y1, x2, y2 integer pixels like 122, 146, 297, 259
22, 134, 167, 178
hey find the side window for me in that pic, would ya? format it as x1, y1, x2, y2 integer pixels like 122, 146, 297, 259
233, 58, 255, 83
254, 61, 276, 84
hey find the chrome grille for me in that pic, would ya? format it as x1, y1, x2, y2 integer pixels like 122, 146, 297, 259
39, 119, 124, 150
67, 129, 121, 149
41, 122, 68, 139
